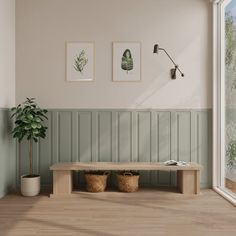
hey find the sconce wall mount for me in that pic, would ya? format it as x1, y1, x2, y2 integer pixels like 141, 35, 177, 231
153, 44, 184, 79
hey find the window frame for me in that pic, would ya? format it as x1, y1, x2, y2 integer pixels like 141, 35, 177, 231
213, 0, 236, 206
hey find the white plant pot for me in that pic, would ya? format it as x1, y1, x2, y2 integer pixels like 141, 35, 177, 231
21, 175, 40, 197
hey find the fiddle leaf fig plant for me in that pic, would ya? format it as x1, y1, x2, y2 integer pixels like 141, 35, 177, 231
11, 98, 48, 176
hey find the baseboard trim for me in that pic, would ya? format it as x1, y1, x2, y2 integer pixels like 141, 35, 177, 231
0, 191, 8, 199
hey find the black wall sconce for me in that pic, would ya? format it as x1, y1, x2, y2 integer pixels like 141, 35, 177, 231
153, 44, 184, 79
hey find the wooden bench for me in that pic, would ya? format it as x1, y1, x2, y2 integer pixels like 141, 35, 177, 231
49, 162, 202, 197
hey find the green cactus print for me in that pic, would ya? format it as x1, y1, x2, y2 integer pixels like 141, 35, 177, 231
121, 49, 133, 74
74, 50, 88, 74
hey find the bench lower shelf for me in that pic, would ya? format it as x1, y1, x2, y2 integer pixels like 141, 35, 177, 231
49, 186, 201, 198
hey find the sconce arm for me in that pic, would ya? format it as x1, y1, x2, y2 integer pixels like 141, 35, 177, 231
159, 48, 184, 77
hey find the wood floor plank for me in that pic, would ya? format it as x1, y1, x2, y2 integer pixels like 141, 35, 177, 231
0, 189, 235, 236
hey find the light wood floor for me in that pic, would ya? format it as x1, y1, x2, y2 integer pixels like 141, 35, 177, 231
0, 189, 236, 236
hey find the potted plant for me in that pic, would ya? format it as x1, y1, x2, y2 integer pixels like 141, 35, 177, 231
11, 98, 48, 196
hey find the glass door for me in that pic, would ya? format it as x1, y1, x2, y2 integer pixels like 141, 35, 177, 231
215, 0, 236, 204
224, 0, 236, 196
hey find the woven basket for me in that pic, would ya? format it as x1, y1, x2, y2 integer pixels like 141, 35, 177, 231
85, 171, 109, 193
116, 171, 140, 193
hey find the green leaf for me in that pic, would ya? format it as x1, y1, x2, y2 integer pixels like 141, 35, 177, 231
22, 118, 30, 123
15, 120, 22, 125
27, 114, 34, 120
13, 132, 20, 138
121, 49, 133, 73
37, 124, 42, 129
35, 118, 41, 123
31, 123, 38, 129
33, 129, 39, 134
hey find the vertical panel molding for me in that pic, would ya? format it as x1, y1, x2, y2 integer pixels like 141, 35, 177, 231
17, 109, 212, 188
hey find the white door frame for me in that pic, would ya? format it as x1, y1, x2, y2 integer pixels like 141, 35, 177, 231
212, 0, 236, 206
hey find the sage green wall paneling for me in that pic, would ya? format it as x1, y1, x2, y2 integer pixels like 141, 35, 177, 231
149, 112, 158, 186
97, 112, 112, 162
118, 112, 132, 162
190, 111, 198, 164
137, 111, 151, 186
19, 139, 29, 179
52, 111, 59, 164
171, 111, 192, 186
72, 111, 78, 162
32, 140, 39, 176
158, 112, 171, 186
111, 112, 118, 162
131, 111, 138, 162
97, 111, 113, 186
79, 112, 92, 162
0, 109, 16, 198
197, 110, 212, 188
208, 110, 213, 187
78, 111, 93, 187
176, 112, 191, 162
58, 111, 72, 163
38, 111, 52, 185
71, 111, 80, 187
17, 109, 212, 188
137, 112, 151, 161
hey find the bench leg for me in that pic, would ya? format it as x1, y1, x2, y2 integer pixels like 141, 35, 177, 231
50, 170, 72, 197
177, 170, 200, 194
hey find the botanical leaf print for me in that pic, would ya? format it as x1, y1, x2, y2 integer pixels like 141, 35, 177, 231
121, 49, 133, 74
74, 50, 88, 73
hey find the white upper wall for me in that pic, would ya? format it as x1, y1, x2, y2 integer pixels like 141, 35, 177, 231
16, 0, 212, 109
0, 0, 15, 108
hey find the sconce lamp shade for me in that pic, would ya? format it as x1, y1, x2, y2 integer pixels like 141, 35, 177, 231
153, 44, 159, 54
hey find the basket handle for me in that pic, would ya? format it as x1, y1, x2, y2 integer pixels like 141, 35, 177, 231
123, 172, 133, 176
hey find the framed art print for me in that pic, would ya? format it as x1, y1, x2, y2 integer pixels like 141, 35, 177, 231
113, 42, 141, 82
66, 42, 94, 82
